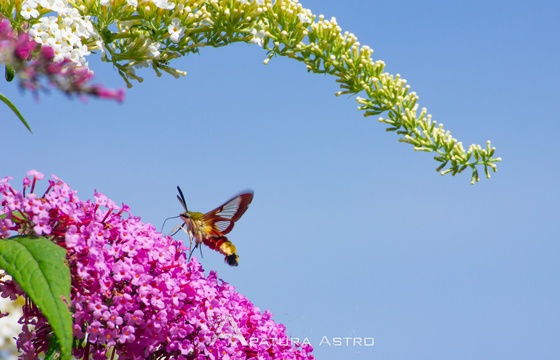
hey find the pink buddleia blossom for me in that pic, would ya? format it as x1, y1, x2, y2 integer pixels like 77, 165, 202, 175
0, 171, 314, 360
0, 19, 124, 103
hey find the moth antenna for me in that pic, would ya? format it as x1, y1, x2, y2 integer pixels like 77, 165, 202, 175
161, 215, 180, 233
176, 186, 188, 212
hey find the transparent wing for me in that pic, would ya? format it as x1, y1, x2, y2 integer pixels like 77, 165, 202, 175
203, 192, 254, 235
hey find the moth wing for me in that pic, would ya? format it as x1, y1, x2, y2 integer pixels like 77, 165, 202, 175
203, 192, 254, 235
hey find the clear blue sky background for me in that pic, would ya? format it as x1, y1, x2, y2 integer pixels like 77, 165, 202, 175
2, 1, 559, 359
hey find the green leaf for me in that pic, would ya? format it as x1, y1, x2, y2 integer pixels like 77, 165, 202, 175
44, 334, 62, 360
0, 92, 32, 133
0, 236, 72, 360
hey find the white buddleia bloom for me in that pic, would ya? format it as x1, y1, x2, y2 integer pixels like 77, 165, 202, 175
168, 18, 184, 43
44, 0, 68, 13
152, 0, 175, 10
21, 0, 39, 20
0, 282, 23, 359
250, 28, 266, 47
298, 11, 311, 24
148, 41, 162, 58
22, 0, 98, 67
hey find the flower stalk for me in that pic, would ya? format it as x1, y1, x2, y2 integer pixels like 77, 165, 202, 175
0, 0, 500, 181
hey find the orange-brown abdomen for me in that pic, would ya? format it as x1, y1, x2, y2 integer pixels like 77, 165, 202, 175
202, 236, 239, 266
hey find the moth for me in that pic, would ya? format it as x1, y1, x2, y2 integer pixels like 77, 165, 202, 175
176, 186, 253, 266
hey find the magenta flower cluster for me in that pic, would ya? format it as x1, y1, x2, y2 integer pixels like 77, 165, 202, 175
0, 171, 314, 360
0, 19, 124, 103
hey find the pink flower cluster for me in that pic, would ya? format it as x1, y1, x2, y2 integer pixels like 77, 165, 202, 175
0, 19, 124, 103
0, 171, 313, 360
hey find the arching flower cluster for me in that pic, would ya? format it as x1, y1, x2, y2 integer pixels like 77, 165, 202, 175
0, 171, 313, 360
0, 0, 501, 180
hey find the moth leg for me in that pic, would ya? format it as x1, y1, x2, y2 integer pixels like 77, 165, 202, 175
168, 223, 182, 237
176, 225, 195, 262
198, 243, 204, 259
187, 241, 204, 263
187, 246, 196, 263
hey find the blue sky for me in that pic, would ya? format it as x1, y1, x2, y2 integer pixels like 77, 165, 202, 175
2, 1, 559, 359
